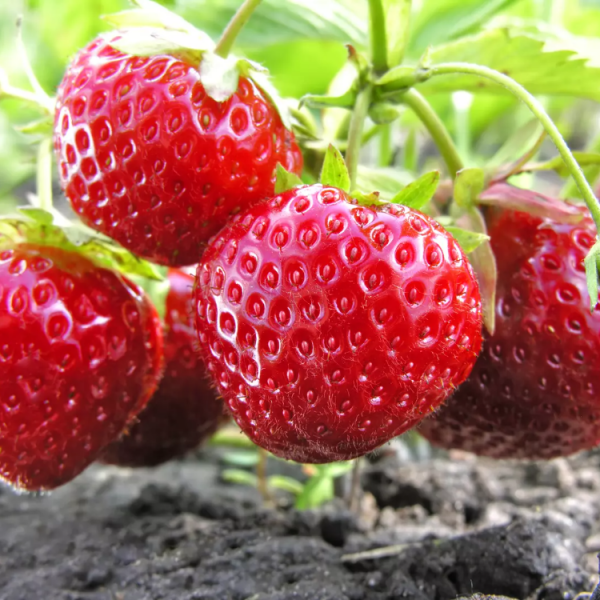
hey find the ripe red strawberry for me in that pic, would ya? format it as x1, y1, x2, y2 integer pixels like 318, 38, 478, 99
53, 31, 303, 267
420, 207, 600, 459
193, 184, 483, 463
0, 243, 163, 490
101, 269, 225, 467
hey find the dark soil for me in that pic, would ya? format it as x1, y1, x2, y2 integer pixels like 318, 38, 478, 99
1, 446, 599, 600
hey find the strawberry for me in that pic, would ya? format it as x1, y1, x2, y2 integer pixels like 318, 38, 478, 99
101, 269, 225, 467
53, 31, 303, 267
193, 184, 483, 463
0, 242, 163, 490
419, 207, 600, 459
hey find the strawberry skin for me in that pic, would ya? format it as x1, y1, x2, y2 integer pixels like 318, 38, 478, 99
0, 243, 163, 490
420, 208, 600, 459
194, 184, 483, 463
53, 32, 303, 267
101, 269, 225, 467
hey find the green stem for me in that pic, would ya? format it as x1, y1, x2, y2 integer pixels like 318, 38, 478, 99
428, 62, 600, 234
0, 81, 53, 114
368, 0, 388, 72
346, 86, 372, 189
403, 88, 463, 179
36, 137, 53, 212
392, 0, 413, 67
379, 124, 393, 167
214, 0, 263, 58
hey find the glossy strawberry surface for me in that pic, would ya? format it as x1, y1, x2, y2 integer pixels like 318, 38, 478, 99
420, 208, 600, 459
53, 32, 303, 267
194, 184, 483, 463
101, 269, 224, 467
0, 243, 163, 490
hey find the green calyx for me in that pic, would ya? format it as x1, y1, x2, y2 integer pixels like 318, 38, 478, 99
0, 210, 165, 282
274, 145, 489, 259
103, 0, 291, 129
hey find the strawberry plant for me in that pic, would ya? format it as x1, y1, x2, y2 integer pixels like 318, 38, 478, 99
2, 0, 600, 514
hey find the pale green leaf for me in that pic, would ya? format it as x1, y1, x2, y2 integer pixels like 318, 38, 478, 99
382, 0, 412, 67
444, 225, 490, 253
221, 468, 258, 487
178, 0, 367, 48
454, 168, 485, 209
295, 473, 335, 510
422, 27, 600, 101
356, 166, 413, 201
390, 170, 440, 210
408, 0, 526, 56
275, 164, 303, 194
321, 145, 350, 192
268, 475, 304, 495
221, 450, 260, 467
521, 152, 600, 178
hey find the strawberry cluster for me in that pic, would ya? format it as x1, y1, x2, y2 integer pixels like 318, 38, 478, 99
3, 0, 600, 494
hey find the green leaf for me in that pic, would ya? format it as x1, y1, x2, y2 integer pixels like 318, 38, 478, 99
275, 164, 304, 195
382, 0, 412, 67
351, 190, 385, 207
454, 168, 485, 209
320, 145, 350, 192
356, 166, 413, 201
487, 118, 544, 172
268, 475, 304, 495
209, 429, 257, 448
444, 225, 489, 253
319, 461, 354, 478
421, 28, 600, 101
221, 450, 260, 467
17, 207, 54, 225
295, 472, 335, 510
178, 0, 367, 49
390, 171, 440, 211
14, 117, 53, 136
221, 468, 258, 487
408, 0, 530, 56
585, 242, 600, 312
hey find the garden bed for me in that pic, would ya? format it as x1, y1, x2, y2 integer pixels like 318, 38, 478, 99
1, 447, 598, 600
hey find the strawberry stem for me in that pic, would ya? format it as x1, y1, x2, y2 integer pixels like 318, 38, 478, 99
403, 88, 463, 179
368, 0, 388, 72
16, 16, 53, 111
427, 62, 600, 233
36, 137, 53, 212
345, 86, 373, 190
215, 0, 263, 59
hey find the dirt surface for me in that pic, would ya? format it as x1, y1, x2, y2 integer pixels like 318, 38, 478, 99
1, 446, 599, 600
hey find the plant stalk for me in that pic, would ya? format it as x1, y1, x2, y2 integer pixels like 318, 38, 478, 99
215, 0, 263, 58
403, 88, 463, 179
428, 62, 600, 234
368, 0, 388, 72
345, 86, 373, 189
36, 137, 53, 212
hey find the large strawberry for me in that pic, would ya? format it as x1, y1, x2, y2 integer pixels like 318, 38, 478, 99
53, 26, 303, 267
419, 207, 600, 459
101, 269, 225, 467
0, 242, 163, 490
193, 183, 483, 463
